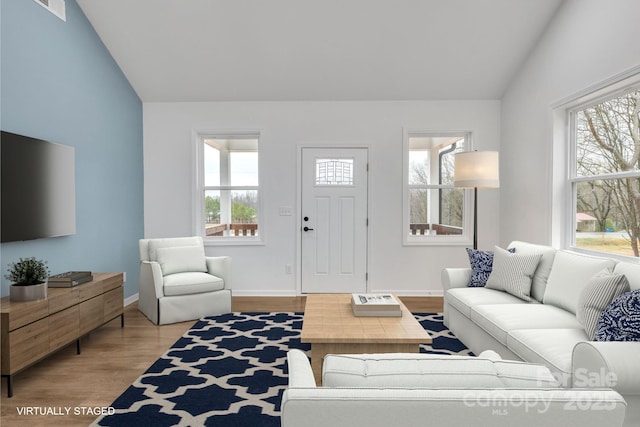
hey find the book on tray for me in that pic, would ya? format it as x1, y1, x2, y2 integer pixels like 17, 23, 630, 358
48, 271, 93, 287
351, 293, 402, 317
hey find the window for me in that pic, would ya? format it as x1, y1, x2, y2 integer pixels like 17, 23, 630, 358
403, 131, 470, 245
568, 86, 640, 258
195, 133, 261, 243
315, 158, 354, 186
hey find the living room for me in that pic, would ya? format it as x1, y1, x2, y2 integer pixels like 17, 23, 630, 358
1, 0, 639, 426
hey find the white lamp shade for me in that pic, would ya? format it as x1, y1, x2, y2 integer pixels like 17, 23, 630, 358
454, 151, 500, 188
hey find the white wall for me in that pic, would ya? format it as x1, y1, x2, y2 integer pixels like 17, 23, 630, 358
500, 0, 640, 247
144, 101, 500, 295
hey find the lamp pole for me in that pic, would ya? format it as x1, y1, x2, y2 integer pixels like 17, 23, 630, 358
473, 187, 478, 250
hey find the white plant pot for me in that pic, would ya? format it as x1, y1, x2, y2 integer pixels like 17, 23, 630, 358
10, 281, 48, 302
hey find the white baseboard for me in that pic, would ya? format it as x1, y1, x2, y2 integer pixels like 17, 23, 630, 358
367, 290, 444, 297
232, 290, 443, 297
232, 290, 300, 297
124, 293, 139, 307
124, 290, 440, 302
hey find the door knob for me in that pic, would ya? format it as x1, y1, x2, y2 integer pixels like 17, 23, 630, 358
303, 226, 314, 232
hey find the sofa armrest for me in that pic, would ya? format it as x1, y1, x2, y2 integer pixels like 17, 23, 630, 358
140, 261, 164, 298
441, 268, 471, 291
573, 341, 640, 395
287, 350, 316, 388
206, 256, 232, 290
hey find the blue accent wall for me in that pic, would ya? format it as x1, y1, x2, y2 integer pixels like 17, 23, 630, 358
0, 0, 143, 299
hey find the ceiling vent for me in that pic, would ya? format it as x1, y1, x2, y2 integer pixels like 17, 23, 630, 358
33, 0, 66, 22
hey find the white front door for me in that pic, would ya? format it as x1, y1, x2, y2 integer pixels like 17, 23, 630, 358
301, 147, 368, 293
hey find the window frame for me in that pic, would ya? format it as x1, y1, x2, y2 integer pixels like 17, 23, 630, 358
402, 129, 473, 246
553, 69, 640, 260
193, 130, 264, 246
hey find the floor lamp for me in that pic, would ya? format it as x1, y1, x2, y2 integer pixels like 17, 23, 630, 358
453, 151, 500, 249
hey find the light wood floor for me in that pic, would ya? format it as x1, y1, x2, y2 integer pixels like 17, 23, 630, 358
0, 296, 442, 426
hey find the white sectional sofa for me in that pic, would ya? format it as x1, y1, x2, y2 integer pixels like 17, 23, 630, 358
442, 241, 640, 427
281, 349, 627, 427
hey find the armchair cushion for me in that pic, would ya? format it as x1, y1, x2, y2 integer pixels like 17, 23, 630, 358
156, 245, 207, 276
163, 272, 224, 296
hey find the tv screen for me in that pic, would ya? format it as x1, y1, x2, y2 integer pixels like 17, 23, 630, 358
1, 131, 76, 243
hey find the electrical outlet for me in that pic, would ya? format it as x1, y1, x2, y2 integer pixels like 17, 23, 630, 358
285, 264, 293, 275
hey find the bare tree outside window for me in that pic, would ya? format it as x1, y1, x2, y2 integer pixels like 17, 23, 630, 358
574, 89, 640, 257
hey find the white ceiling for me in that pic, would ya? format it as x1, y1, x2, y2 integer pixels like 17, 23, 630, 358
77, 0, 564, 103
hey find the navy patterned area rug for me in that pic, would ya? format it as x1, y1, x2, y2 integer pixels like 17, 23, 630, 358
94, 312, 470, 427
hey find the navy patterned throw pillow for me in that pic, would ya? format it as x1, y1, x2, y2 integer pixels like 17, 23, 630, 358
466, 247, 515, 287
594, 289, 640, 342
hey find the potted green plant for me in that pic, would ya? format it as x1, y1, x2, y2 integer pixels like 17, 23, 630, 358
5, 257, 50, 302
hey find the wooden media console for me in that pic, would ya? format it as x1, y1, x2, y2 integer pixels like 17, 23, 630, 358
1, 272, 124, 397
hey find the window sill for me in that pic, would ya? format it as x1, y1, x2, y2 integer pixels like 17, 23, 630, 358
402, 236, 472, 247
566, 246, 638, 263
204, 236, 265, 247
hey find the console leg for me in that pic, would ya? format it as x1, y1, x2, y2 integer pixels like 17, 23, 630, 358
76, 339, 81, 355
121, 313, 125, 328
3, 375, 13, 398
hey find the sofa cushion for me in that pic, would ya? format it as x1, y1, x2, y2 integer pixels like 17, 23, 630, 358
321, 353, 558, 389
576, 269, 630, 340
485, 246, 543, 301
470, 304, 583, 345
163, 272, 224, 296
613, 261, 640, 291
446, 287, 531, 318
465, 247, 514, 287
595, 289, 640, 342
508, 241, 557, 302
543, 251, 617, 314
507, 328, 589, 383
155, 245, 208, 276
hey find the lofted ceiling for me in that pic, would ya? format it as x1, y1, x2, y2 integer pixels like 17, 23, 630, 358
77, 0, 564, 103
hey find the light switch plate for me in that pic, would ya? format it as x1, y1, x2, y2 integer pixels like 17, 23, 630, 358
279, 206, 293, 216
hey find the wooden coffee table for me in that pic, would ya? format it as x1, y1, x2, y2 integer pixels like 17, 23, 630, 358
301, 294, 432, 384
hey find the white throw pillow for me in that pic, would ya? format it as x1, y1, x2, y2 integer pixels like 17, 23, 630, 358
543, 251, 617, 314
485, 246, 543, 301
156, 245, 208, 276
576, 269, 630, 340
508, 241, 557, 302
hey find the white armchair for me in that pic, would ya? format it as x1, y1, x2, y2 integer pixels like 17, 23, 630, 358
138, 236, 232, 325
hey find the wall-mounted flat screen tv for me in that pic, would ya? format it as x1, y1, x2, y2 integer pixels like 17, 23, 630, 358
1, 131, 76, 243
